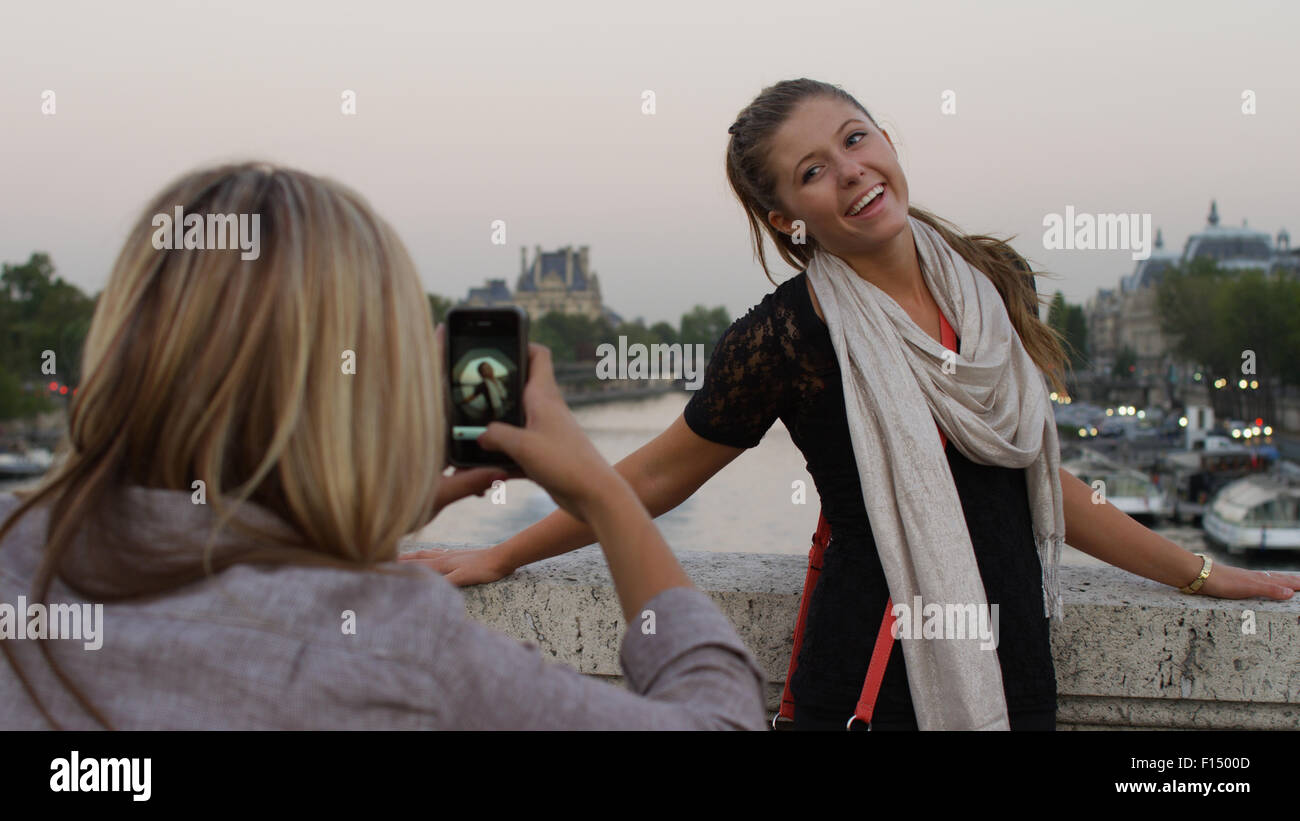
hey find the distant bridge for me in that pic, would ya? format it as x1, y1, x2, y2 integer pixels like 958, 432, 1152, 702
552, 360, 689, 406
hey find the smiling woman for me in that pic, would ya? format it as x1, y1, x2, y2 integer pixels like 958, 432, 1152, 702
420, 77, 1297, 732
713, 79, 1297, 730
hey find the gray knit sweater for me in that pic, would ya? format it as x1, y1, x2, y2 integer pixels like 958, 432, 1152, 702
0, 490, 767, 730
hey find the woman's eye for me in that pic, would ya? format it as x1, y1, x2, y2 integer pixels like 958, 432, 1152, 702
801, 132, 869, 183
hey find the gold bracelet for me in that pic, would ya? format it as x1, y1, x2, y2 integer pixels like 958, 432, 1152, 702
1179, 553, 1213, 594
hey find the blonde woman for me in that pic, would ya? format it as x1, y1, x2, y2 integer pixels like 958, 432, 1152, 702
0, 163, 766, 730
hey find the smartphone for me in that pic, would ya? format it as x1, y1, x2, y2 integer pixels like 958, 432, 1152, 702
445, 306, 529, 469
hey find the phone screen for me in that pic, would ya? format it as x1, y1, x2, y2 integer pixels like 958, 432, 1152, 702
446, 308, 526, 467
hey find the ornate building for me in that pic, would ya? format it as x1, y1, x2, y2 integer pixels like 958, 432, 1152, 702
1083, 201, 1294, 401
1269, 227, 1296, 277
1114, 228, 1180, 383
463, 278, 513, 307
1084, 286, 1122, 377
1180, 200, 1275, 272
461, 245, 620, 324
513, 245, 604, 322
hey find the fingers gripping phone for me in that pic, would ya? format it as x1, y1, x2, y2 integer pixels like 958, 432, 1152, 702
445, 306, 529, 469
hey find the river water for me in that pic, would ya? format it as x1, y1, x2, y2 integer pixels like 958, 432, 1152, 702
414, 391, 1292, 571
411, 391, 822, 555
7, 391, 1296, 572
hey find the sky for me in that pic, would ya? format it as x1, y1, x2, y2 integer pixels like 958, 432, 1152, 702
2, 0, 1296, 325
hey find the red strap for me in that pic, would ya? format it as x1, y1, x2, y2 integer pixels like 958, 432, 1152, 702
776, 512, 830, 721
776, 311, 958, 729
851, 598, 898, 727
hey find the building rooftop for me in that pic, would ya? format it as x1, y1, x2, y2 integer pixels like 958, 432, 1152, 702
517, 246, 591, 292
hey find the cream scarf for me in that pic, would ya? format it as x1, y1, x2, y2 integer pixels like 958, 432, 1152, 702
805, 215, 1065, 731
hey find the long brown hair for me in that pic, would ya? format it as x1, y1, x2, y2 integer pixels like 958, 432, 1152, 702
0, 162, 445, 727
724, 78, 1070, 396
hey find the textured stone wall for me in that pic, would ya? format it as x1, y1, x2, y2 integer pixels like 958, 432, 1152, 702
403, 543, 1300, 730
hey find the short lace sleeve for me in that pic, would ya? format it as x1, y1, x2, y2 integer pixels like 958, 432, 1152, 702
682, 293, 791, 449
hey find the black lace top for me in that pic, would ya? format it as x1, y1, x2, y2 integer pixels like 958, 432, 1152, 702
683, 270, 1057, 719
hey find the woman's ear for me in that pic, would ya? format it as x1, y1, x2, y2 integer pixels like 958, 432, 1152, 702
768, 209, 798, 237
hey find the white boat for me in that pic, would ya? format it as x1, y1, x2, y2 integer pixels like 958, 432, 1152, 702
1202, 462, 1300, 554
1061, 446, 1172, 521
0, 448, 53, 479
1158, 443, 1277, 523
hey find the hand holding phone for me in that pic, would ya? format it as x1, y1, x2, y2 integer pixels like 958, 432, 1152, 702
475, 343, 624, 523
445, 307, 529, 469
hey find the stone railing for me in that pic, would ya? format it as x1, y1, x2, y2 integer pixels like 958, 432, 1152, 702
403, 544, 1300, 730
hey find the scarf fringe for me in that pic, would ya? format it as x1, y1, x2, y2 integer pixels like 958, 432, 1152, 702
1038, 533, 1065, 620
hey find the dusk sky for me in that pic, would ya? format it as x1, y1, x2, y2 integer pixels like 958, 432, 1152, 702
3, 0, 1296, 324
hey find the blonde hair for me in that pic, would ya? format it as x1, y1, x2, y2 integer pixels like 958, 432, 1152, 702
0, 162, 445, 726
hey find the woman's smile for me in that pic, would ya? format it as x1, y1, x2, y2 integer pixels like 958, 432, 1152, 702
845, 182, 888, 219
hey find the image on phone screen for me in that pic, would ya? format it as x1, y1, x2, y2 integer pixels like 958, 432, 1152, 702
448, 345, 521, 442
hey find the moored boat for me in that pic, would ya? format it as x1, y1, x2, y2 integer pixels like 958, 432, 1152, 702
0, 447, 53, 480
1061, 445, 1172, 523
1201, 462, 1300, 555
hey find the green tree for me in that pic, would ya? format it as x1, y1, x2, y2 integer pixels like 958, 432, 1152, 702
0, 253, 96, 421
648, 321, 678, 346
679, 305, 732, 357
1046, 291, 1089, 372
0, 368, 50, 420
1155, 257, 1234, 379
532, 311, 613, 362
427, 293, 453, 325
615, 317, 654, 349
1218, 269, 1300, 387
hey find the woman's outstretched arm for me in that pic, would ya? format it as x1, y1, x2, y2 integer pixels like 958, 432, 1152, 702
406, 414, 744, 586
1058, 467, 1300, 599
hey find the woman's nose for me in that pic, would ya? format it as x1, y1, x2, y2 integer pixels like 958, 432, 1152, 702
837, 162, 866, 185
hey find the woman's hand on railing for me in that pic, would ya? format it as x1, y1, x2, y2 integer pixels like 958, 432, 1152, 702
401, 545, 514, 587
402, 462, 517, 585
1197, 563, 1299, 601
